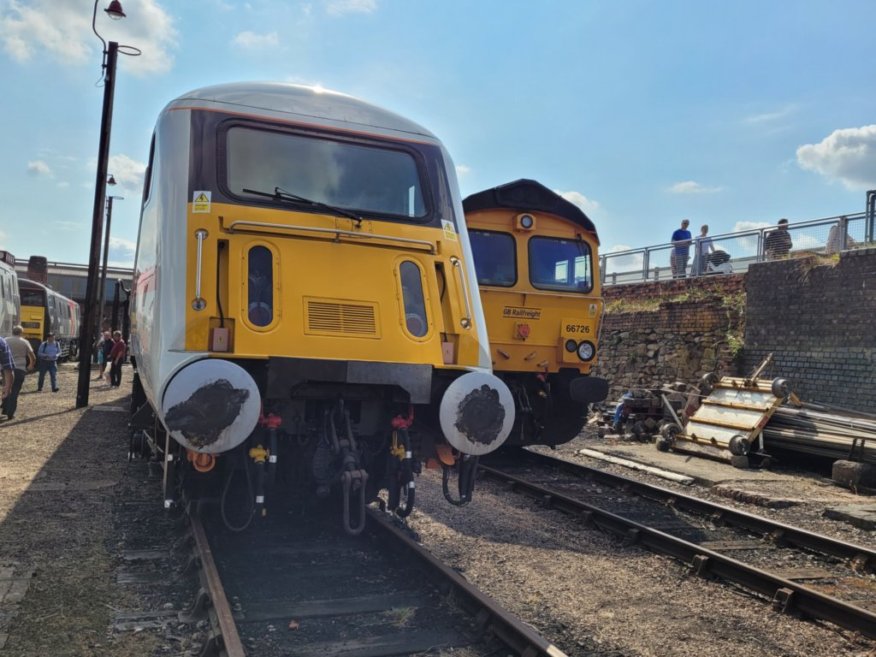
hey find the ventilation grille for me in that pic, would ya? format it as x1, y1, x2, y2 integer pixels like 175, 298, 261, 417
306, 300, 378, 336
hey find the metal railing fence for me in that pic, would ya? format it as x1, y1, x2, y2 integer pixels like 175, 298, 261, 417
599, 211, 872, 286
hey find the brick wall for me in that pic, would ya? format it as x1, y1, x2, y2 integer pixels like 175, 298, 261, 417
594, 250, 876, 412
595, 275, 746, 400
742, 248, 876, 410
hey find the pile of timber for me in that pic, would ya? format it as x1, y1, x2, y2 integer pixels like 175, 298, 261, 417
763, 403, 876, 464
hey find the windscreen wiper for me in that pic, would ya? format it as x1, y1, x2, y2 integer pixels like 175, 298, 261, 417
242, 186, 363, 226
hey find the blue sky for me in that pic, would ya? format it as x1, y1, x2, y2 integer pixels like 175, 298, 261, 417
1, 0, 875, 266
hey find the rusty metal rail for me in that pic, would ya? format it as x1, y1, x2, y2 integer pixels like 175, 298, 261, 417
479, 456, 876, 638
495, 449, 876, 567
367, 509, 569, 657
185, 504, 567, 657
188, 512, 247, 657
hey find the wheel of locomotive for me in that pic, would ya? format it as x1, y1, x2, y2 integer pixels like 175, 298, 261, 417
771, 377, 789, 399
728, 434, 750, 456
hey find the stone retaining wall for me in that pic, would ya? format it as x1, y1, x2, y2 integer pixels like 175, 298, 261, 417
594, 275, 746, 400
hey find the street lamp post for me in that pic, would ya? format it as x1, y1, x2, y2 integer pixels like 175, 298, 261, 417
98, 194, 124, 333
76, 0, 139, 408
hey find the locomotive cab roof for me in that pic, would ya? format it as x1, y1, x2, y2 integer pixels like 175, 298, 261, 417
168, 82, 437, 140
463, 179, 599, 244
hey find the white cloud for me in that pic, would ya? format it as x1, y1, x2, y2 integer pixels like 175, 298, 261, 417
232, 31, 279, 49
602, 243, 644, 274
796, 125, 876, 190
743, 105, 797, 125
0, 0, 177, 76
107, 153, 146, 190
556, 189, 600, 215
455, 164, 471, 177
668, 180, 722, 194
53, 220, 84, 232
108, 236, 136, 267
733, 220, 771, 233
27, 160, 51, 176
325, 0, 377, 16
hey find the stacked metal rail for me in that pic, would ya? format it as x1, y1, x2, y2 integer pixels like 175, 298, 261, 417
764, 404, 876, 464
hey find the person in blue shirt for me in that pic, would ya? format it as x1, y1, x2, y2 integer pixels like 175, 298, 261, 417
670, 219, 692, 278
0, 337, 14, 406
36, 333, 62, 392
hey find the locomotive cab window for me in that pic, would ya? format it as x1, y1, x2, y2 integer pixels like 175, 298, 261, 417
247, 245, 274, 328
399, 261, 429, 338
469, 230, 516, 287
226, 126, 427, 220
529, 236, 592, 293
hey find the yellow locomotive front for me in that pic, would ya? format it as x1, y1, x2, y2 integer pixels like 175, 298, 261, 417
463, 179, 609, 447
131, 84, 514, 533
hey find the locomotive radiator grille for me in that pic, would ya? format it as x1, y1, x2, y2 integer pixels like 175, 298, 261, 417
305, 299, 380, 337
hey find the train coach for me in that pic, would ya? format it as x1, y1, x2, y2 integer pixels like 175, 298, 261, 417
463, 179, 609, 447
0, 251, 20, 337
129, 82, 515, 533
17, 278, 80, 359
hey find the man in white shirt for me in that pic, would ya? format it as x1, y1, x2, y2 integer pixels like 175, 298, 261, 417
2, 326, 35, 419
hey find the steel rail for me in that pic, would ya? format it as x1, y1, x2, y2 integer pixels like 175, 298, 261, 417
494, 449, 876, 567
479, 462, 876, 638
367, 508, 570, 657
189, 512, 247, 657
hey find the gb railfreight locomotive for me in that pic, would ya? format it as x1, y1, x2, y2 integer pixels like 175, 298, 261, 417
463, 180, 608, 447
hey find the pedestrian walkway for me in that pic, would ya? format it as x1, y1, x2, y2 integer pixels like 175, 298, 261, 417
0, 362, 150, 655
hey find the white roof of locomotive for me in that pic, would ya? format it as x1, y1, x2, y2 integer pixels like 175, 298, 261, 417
167, 82, 437, 140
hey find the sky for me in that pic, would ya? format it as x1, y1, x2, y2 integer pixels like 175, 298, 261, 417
1, 0, 875, 267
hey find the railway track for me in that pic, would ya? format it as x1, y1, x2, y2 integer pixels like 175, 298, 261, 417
185, 500, 569, 657
479, 448, 876, 639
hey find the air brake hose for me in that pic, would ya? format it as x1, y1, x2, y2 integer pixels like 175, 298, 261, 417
220, 450, 255, 532
442, 454, 479, 506
395, 428, 415, 518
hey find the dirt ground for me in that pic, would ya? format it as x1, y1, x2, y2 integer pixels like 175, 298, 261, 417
0, 363, 194, 657
0, 367, 873, 657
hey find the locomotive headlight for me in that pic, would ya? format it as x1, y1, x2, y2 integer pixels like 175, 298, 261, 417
564, 339, 578, 353
517, 213, 535, 231
576, 340, 596, 361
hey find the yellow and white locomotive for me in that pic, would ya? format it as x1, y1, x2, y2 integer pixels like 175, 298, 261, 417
130, 83, 514, 532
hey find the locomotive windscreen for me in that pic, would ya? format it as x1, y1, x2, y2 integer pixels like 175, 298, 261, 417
226, 126, 427, 220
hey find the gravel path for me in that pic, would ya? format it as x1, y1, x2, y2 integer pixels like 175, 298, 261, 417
1, 368, 873, 657
407, 433, 876, 657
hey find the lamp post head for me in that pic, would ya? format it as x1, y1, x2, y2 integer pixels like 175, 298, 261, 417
106, 174, 117, 186
105, 1, 126, 19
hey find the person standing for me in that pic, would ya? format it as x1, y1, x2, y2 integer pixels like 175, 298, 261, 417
108, 330, 126, 387
96, 331, 112, 381
0, 337, 14, 412
764, 218, 793, 260
2, 326, 35, 419
670, 219, 692, 278
36, 333, 61, 392
692, 224, 716, 275
826, 217, 856, 255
